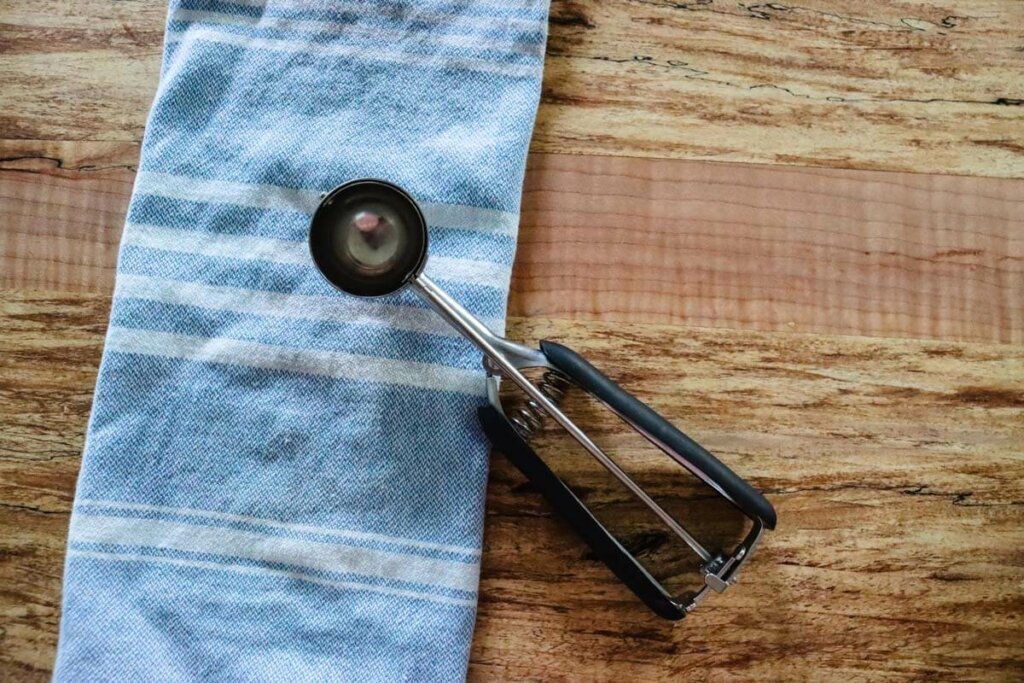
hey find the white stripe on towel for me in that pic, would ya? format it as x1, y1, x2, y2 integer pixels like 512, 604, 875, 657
134, 171, 520, 237
105, 327, 486, 395
76, 499, 481, 556
135, 171, 318, 213
166, 27, 539, 79
115, 274, 506, 337
67, 550, 475, 607
71, 513, 480, 593
171, 9, 545, 58
121, 223, 510, 288
209, 0, 545, 32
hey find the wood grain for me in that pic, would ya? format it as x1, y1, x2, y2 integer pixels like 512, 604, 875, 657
0, 294, 106, 681
538, 0, 1024, 177
514, 153, 1024, 342
1, 1, 1022, 176
3, 140, 1022, 342
0, 141, 135, 294
2, 292, 1021, 681
0, 0, 165, 142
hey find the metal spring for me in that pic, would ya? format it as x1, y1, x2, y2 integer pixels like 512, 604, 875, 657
509, 370, 572, 440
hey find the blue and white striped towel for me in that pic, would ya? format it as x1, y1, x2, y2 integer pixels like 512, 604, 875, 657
54, 1, 550, 680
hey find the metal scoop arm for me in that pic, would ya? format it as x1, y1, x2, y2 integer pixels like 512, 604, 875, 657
540, 341, 777, 530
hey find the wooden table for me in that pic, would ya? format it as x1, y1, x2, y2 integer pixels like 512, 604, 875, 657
2, 1, 1022, 680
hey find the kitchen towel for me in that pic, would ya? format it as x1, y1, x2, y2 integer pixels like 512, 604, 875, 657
54, 1, 550, 680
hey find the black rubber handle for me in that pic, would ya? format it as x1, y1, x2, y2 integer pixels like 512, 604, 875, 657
540, 340, 777, 529
478, 405, 687, 620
